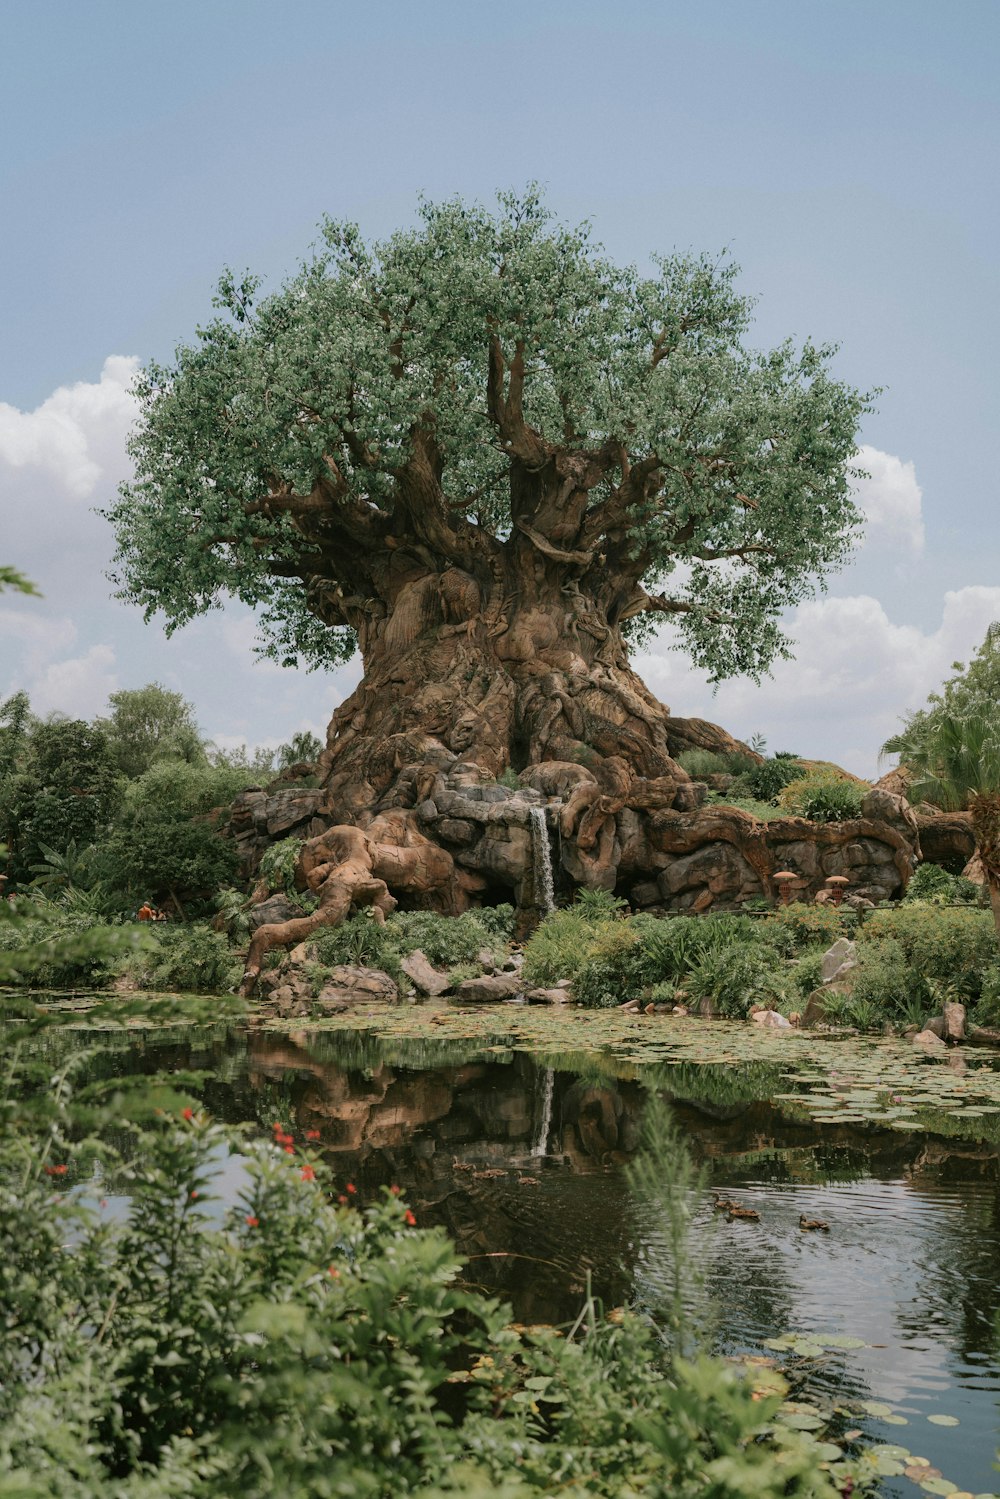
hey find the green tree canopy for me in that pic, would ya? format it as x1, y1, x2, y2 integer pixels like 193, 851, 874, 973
107, 189, 870, 683
884, 622, 1000, 766
96, 681, 208, 779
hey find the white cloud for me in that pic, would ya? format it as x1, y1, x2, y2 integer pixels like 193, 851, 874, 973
0, 355, 139, 501
28, 644, 119, 719
637, 584, 1000, 775
0, 608, 78, 678
851, 444, 925, 554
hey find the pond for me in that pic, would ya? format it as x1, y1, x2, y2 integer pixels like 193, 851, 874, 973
21, 1010, 1000, 1496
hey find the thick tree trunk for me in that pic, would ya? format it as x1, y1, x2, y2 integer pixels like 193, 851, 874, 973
318, 547, 695, 826
971, 794, 1000, 942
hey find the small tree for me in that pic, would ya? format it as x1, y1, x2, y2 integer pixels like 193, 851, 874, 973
276, 730, 322, 768
899, 714, 1000, 938
884, 621, 1000, 765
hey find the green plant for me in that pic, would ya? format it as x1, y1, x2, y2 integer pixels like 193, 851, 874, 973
975, 967, 1000, 1028
729, 755, 805, 803
858, 904, 996, 997
790, 947, 826, 1000
675, 749, 730, 778
684, 944, 790, 1019
498, 768, 521, 789
256, 835, 303, 894
115, 922, 242, 995
780, 775, 865, 823
904, 862, 959, 903
0, 1060, 848, 1498
474, 903, 516, 941
385, 909, 504, 968
764, 901, 849, 951
848, 940, 927, 1024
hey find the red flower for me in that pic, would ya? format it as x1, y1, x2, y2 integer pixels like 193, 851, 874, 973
99, 1198, 108, 1210
328, 1265, 340, 1278
306, 1129, 321, 1141
389, 1184, 401, 1196
190, 1190, 199, 1200
43, 1164, 68, 1177
405, 1209, 417, 1226
337, 1194, 348, 1205
300, 1164, 315, 1182
181, 1107, 195, 1122
283, 1144, 295, 1155
245, 1215, 259, 1227
346, 1182, 356, 1195
272, 1122, 285, 1133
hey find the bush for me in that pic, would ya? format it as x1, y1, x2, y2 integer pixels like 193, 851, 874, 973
858, 904, 998, 998
385, 909, 505, 968
790, 947, 826, 1001
522, 896, 624, 987
0, 901, 132, 990
779, 775, 865, 823
764, 902, 849, 952
975, 967, 1000, 1028
256, 836, 303, 894
115, 922, 242, 995
904, 863, 982, 905
728, 755, 804, 804
675, 749, 730, 777
849, 940, 927, 1027
683, 944, 791, 1019
571, 912, 784, 1009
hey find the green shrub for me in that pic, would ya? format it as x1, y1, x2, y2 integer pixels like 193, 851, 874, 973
256, 836, 303, 894
571, 913, 783, 1010
781, 776, 865, 823
386, 909, 504, 967
849, 940, 926, 1025
115, 922, 241, 995
975, 967, 1000, 1028
683, 944, 791, 1019
675, 749, 730, 777
764, 902, 849, 952
729, 755, 805, 803
474, 902, 516, 941
0, 901, 132, 989
312, 910, 405, 983
571, 922, 649, 1008
522, 894, 626, 987
904, 863, 982, 904
790, 947, 826, 1001
858, 904, 997, 997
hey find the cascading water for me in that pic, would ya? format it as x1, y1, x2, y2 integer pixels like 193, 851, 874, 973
532, 1066, 555, 1158
529, 806, 555, 915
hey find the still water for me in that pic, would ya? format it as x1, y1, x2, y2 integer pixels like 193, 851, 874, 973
35, 1023, 1000, 1494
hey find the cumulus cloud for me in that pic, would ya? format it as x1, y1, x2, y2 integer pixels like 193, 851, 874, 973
0, 355, 139, 501
851, 444, 925, 554
28, 644, 119, 719
636, 583, 1000, 775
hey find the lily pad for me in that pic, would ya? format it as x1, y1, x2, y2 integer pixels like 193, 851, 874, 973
926, 1413, 960, 1426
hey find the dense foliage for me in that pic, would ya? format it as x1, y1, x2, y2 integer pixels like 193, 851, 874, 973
0, 1051, 846, 1498
106, 189, 869, 681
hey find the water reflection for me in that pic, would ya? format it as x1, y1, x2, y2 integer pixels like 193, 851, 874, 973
17, 1020, 1000, 1492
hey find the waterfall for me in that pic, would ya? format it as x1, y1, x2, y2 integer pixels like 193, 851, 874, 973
529, 806, 555, 915
532, 1066, 555, 1158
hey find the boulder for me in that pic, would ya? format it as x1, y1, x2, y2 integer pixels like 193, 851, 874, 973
821, 937, 858, 985
802, 981, 851, 1027
943, 1000, 966, 1043
913, 1028, 946, 1051
400, 949, 450, 997
315, 986, 350, 1014
750, 1008, 793, 1028
525, 986, 573, 1005
318, 965, 399, 1006
263, 787, 324, 837
453, 973, 524, 1004
923, 1014, 946, 1039
248, 894, 303, 931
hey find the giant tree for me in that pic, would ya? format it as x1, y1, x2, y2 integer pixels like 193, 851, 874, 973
108, 191, 868, 939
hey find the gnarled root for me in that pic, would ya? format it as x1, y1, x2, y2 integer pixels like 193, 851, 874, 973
241, 826, 395, 996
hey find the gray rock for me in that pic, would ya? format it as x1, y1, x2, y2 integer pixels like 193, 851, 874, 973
315, 986, 350, 1014
263, 788, 323, 837
923, 1014, 946, 1038
322, 965, 399, 1003
525, 986, 573, 1005
436, 817, 477, 845
913, 1028, 946, 1051
943, 1000, 966, 1043
400, 950, 449, 997
821, 937, 857, 985
476, 947, 498, 973
248, 894, 303, 931
454, 973, 524, 1004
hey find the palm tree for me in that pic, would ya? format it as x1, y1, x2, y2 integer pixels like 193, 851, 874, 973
888, 713, 1000, 937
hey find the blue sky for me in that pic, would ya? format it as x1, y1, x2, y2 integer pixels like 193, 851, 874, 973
2, 0, 998, 771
